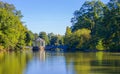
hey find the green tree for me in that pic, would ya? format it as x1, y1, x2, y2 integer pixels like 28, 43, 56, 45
0, 8, 26, 50
34, 33, 39, 40
101, 1, 120, 51
0, 1, 23, 19
25, 31, 34, 46
0, 1, 32, 50
71, 0, 105, 32
64, 26, 72, 46
96, 39, 105, 50
49, 34, 64, 46
48, 32, 54, 42
68, 0, 120, 51
65, 26, 72, 36
70, 29, 91, 50
39, 32, 49, 45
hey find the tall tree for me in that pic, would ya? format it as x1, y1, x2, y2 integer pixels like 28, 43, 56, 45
100, 0, 120, 51
25, 31, 34, 46
0, 8, 26, 50
64, 26, 72, 46
0, 1, 33, 50
67, 0, 120, 51
0, 1, 23, 19
71, 0, 105, 32
39, 32, 49, 45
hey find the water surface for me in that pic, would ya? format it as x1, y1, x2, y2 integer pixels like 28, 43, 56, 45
0, 51, 120, 74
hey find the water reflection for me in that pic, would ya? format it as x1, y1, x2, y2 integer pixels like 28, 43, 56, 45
65, 52, 92, 74
39, 50, 46, 61
0, 51, 120, 74
0, 51, 32, 74
96, 52, 104, 64
65, 52, 120, 74
25, 51, 68, 74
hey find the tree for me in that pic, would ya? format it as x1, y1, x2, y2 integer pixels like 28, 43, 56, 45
70, 29, 91, 50
48, 33, 64, 46
0, 1, 32, 50
39, 32, 49, 45
65, 26, 72, 36
64, 26, 72, 45
96, 39, 105, 51
0, 1, 23, 19
0, 8, 26, 50
100, 1, 120, 51
71, 0, 105, 32
48, 32, 54, 42
67, 0, 120, 51
25, 31, 34, 46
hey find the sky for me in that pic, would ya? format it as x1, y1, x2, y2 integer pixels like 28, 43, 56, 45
2, 0, 109, 35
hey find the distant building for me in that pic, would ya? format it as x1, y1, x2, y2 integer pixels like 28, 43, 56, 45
33, 37, 45, 47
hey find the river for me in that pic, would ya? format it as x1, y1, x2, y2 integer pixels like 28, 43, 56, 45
0, 51, 120, 74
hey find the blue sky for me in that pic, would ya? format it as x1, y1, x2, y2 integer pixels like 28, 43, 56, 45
3, 0, 109, 35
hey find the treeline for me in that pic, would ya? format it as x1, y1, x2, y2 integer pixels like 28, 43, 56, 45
1, 0, 120, 52
38, 32, 64, 46
64, 0, 120, 52
0, 1, 64, 51
0, 1, 34, 51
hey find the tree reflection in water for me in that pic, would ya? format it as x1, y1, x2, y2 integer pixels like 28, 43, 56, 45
0, 51, 32, 74
65, 52, 120, 74
0, 51, 120, 74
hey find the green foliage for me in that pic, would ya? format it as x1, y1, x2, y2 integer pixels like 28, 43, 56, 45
95, 0, 120, 51
64, 26, 72, 45
0, 1, 23, 19
66, 0, 120, 51
65, 26, 72, 36
25, 31, 34, 46
34, 33, 39, 40
48, 33, 64, 46
65, 28, 91, 50
96, 39, 105, 51
39, 31, 49, 45
0, 1, 34, 51
0, 8, 24, 50
71, 0, 105, 32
